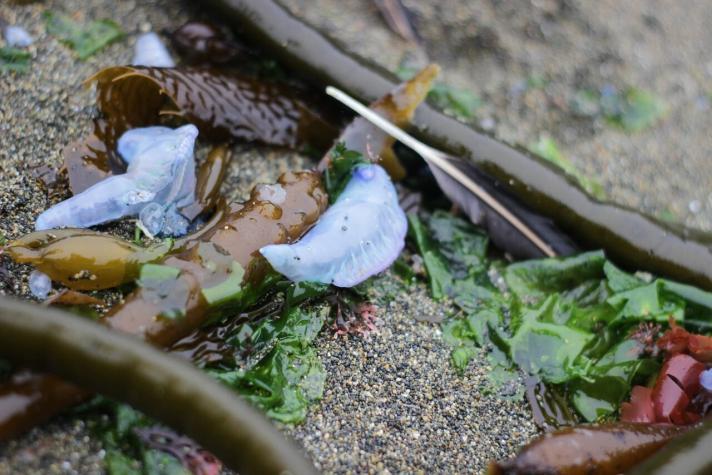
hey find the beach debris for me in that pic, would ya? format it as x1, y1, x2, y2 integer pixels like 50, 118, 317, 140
36, 125, 199, 237
488, 423, 687, 475
103, 171, 327, 347
3, 25, 33, 47
261, 163, 407, 287
131, 32, 175, 67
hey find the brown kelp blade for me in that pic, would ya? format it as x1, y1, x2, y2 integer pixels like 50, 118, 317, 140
181, 144, 233, 221
489, 423, 687, 475
65, 66, 339, 193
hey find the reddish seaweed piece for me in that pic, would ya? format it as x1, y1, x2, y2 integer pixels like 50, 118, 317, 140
657, 319, 712, 362
622, 354, 705, 425
65, 66, 339, 193
620, 386, 655, 423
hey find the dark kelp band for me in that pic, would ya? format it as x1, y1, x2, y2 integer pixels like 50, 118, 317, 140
0, 297, 316, 475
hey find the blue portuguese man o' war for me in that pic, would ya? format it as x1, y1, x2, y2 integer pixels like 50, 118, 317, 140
35, 124, 199, 237
260, 163, 407, 287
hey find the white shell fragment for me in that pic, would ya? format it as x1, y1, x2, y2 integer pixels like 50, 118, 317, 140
260, 164, 407, 287
36, 125, 199, 237
4, 25, 33, 48
131, 32, 175, 67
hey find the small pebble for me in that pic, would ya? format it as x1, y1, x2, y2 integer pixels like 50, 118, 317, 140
689, 200, 702, 214
3, 25, 33, 47
29, 270, 51, 299
132, 32, 175, 67
480, 117, 496, 130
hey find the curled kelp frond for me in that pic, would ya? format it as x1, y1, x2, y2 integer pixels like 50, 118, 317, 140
261, 164, 407, 287
38, 125, 198, 236
132, 32, 175, 67
65, 66, 338, 193
318, 64, 439, 180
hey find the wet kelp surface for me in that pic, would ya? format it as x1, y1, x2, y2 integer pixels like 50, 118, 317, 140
4, 0, 712, 475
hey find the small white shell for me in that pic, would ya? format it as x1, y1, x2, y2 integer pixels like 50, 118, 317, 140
132, 32, 175, 67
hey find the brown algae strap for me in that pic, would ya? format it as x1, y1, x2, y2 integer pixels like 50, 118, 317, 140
204, 0, 712, 290
627, 419, 712, 475
0, 297, 316, 475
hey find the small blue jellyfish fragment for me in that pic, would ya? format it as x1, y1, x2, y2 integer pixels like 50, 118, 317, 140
138, 202, 166, 237
701, 368, 712, 392
260, 164, 407, 287
162, 204, 190, 236
29, 270, 51, 299
132, 32, 175, 67
36, 124, 199, 237
4, 25, 33, 48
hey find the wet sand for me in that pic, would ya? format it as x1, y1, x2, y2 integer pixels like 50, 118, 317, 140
1, 0, 711, 473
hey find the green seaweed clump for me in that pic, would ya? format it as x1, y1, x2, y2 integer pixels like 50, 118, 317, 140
410, 210, 712, 424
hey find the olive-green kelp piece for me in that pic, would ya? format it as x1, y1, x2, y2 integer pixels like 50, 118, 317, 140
0, 297, 317, 475
203, 0, 712, 291
627, 418, 712, 475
